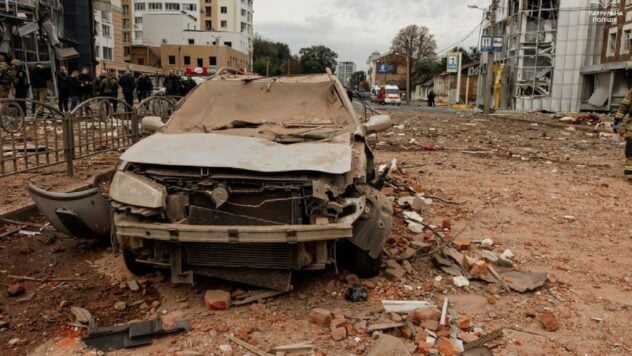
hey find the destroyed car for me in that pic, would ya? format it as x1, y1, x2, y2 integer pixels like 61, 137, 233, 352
34, 71, 394, 291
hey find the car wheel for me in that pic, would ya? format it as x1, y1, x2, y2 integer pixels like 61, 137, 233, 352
123, 249, 154, 275
351, 247, 382, 278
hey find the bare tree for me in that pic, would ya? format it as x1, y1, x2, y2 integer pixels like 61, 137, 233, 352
390, 25, 437, 103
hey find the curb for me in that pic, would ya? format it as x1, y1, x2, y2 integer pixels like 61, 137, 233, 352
0, 169, 115, 222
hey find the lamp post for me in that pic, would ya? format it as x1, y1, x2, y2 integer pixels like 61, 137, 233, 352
469, 2, 497, 114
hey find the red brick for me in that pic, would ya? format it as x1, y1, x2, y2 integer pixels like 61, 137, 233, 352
469, 260, 489, 276
457, 315, 472, 330
309, 308, 332, 327
435, 337, 458, 356
411, 307, 441, 324
452, 236, 471, 251
330, 318, 346, 330
7, 283, 25, 297
538, 309, 560, 331
459, 332, 478, 343
204, 290, 231, 310
418, 340, 432, 355
331, 327, 346, 341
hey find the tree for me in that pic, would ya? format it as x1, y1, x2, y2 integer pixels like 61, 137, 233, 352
299, 45, 338, 74
390, 25, 437, 103
349, 71, 366, 89
252, 35, 293, 76
448, 46, 481, 64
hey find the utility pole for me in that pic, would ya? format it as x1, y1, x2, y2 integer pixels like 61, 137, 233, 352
483, 0, 497, 114
214, 36, 221, 70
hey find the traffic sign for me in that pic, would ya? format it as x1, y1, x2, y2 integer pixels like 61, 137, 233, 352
492, 36, 503, 52
481, 36, 493, 52
446, 52, 459, 73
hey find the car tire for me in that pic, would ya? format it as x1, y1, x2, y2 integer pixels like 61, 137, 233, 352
123, 249, 153, 275
351, 247, 382, 278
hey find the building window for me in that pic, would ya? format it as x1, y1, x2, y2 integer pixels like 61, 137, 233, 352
205, 0, 210, 3
138, 58, 145, 65
102, 24, 111, 38
165, 2, 180, 10
135, 31, 143, 40
124, 47, 131, 56
134, 2, 145, 11
135, 17, 143, 24
608, 31, 617, 56
123, 19, 129, 28
197, 58, 203, 67
102, 47, 113, 60
123, 32, 130, 42
183, 4, 196, 11
209, 56, 217, 65
122, 4, 129, 14
184, 56, 191, 65
221, 20, 227, 28
224, 41, 232, 47
221, 6, 227, 13
188, 39, 194, 44
148, 2, 162, 10
241, 22, 246, 32
241, 9, 246, 16
205, 20, 212, 30
205, 6, 211, 16
168, 55, 176, 64
95, 45, 100, 57
623, 28, 632, 54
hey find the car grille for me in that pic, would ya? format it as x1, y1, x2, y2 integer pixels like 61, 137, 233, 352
183, 242, 296, 269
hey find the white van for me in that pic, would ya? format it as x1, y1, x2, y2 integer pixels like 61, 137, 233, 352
383, 85, 401, 105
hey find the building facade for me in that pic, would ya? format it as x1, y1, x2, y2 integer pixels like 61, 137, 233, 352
336, 61, 356, 86
368, 53, 407, 90
478, 0, 603, 112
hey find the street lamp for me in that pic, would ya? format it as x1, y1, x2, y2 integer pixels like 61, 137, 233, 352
468, 2, 496, 114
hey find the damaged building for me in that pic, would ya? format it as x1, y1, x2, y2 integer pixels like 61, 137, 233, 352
478, 0, 604, 112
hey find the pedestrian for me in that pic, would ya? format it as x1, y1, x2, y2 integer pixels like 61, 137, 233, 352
118, 71, 136, 109
614, 89, 632, 178
68, 70, 81, 111
163, 70, 180, 96
427, 89, 436, 107
30, 63, 50, 117
78, 67, 93, 104
95, 70, 119, 112
346, 87, 353, 102
11, 59, 29, 114
0, 55, 14, 99
136, 73, 153, 101
56, 66, 69, 112
179, 76, 196, 97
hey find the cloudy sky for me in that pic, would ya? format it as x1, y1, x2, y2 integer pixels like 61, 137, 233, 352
253, 0, 490, 70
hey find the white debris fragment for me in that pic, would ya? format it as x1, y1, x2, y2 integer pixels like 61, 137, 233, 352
408, 138, 419, 145
219, 344, 233, 353
434, 276, 442, 282
563, 215, 576, 221
452, 276, 470, 288
407, 221, 424, 234
480, 238, 494, 248
403, 211, 423, 224
426, 336, 436, 345
500, 249, 514, 260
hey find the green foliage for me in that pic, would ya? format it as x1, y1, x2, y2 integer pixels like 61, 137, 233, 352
253, 34, 293, 76
299, 45, 338, 74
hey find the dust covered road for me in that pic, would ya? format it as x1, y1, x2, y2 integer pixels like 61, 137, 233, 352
1, 106, 631, 355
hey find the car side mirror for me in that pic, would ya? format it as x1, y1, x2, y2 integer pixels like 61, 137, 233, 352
363, 114, 392, 134
141, 116, 166, 132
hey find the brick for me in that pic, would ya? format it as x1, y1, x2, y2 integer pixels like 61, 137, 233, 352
6, 283, 25, 297
459, 331, 478, 343
537, 309, 560, 331
456, 315, 472, 330
469, 260, 489, 276
435, 337, 458, 356
452, 236, 471, 251
204, 290, 231, 310
367, 334, 410, 356
331, 318, 346, 330
331, 326, 347, 341
411, 307, 441, 324
420, 319, 439, 331
417, 340, 432, 355
399, 325, 413, 339
384, 265, 406, 280
309, 308, 332, 327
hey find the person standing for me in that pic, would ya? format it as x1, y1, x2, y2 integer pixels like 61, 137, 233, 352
427, 89, 436, 107
68, 70, 81, 111
96, 71, 119, 112
163, 70, 180, 96
78, 67, 93, 104
136, 74, 153, 101
56, 66, 69, 112
0, 55, 14, 99
118, 71, 136, 108
30, 63, 50, 117
614, 89, 632, 178
179, 76, 196, 97
11, 59, 29, 114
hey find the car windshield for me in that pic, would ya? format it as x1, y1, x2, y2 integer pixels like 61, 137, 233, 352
386, 89, 399, 94
164, 75, 356, 140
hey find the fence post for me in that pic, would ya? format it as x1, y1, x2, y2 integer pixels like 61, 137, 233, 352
131, 106, 140, 142
62, 112, 74, 177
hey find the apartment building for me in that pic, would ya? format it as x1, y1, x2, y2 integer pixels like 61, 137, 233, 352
478, 0, 603, 112
336, 61, 356, 86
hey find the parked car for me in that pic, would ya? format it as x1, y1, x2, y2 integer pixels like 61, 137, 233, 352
32, 71, 394, 292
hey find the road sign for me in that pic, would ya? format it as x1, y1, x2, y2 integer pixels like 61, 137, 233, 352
446, 52, 459, 73
377, 63, 395, 73
481, 36, 493, 52
492, 36, 503, 52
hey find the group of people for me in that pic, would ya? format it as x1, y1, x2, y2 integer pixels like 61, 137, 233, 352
0, 55, 197, 117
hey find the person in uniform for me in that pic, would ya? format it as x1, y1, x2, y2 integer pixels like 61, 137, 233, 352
11, 59, 29, 114
614, 89, 632, 178
0, 55, 14, 99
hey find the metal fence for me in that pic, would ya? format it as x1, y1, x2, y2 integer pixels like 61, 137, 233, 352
0, 96, 180, 178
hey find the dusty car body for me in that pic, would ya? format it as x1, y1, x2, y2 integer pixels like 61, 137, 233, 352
62, 72, 393, 290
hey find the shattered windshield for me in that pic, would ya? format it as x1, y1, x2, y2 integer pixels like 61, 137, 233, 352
164, 75, 356, 141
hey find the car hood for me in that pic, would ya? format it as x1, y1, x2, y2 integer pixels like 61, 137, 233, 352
121, 133, 352, 174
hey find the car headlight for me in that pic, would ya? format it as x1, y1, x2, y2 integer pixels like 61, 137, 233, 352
110, 171, 166, 209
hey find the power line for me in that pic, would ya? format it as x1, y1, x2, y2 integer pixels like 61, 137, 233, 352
436, 20, 483, 55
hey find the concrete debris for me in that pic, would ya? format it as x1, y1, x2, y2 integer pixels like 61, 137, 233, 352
6, 283, 25, 297
403, 211, 423, 224
440, 297, 449, 325
127, 279, 140, 291
406, 221, 424, 234
384, 263, 407, 280
500, 249, 514, 260
367, 334, 411, 356
480, 238, 494, 248
204, 290, 231, 310
367, 322, 405, 333
453, 276, 470, 288
501, 271, 548, 292
113, 301, 127, 311
70, 306, 92, 324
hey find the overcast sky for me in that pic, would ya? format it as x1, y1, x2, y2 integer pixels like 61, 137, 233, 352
253, 0, 490, 70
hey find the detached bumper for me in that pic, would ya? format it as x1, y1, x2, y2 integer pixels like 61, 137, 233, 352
115, 216, 353, 244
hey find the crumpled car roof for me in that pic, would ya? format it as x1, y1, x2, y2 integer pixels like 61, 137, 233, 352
164, 74, 356, 134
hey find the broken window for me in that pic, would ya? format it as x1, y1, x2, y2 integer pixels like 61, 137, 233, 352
608, 31, 618, 56
622, 28, 632, 54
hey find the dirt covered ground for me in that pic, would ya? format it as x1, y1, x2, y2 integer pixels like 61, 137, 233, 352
0, 106, 631, 355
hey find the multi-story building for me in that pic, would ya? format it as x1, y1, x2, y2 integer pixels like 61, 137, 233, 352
477, 0, 603, 112
368, 53, 407, 90
336, 61, 356, 86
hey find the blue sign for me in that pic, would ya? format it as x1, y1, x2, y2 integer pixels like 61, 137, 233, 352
481, 36, 504, 52
377, 63, 395, 73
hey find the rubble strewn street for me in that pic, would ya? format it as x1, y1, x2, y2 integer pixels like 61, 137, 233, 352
1, 105, 631, 355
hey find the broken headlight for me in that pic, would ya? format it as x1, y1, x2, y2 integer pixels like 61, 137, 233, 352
110, 171, 167, 209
